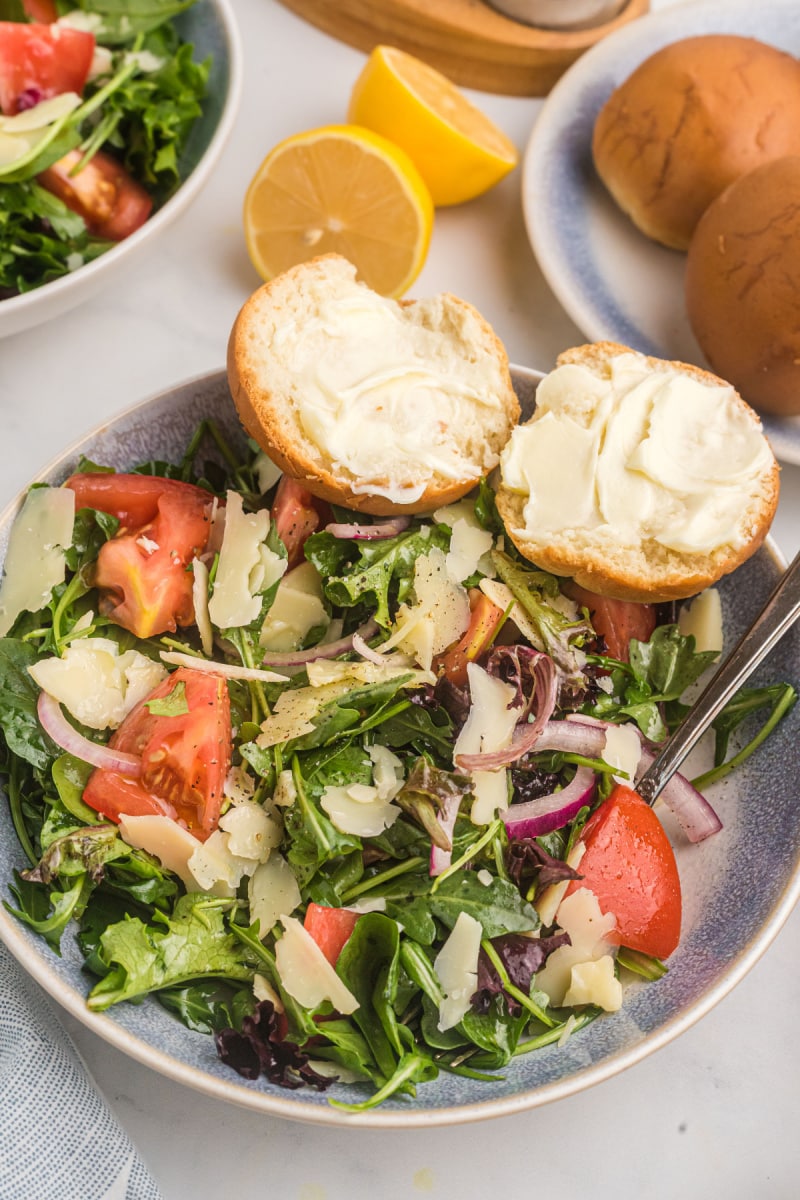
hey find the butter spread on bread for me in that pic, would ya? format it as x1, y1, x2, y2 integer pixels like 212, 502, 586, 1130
497, 343, 779, 602
228, 255, 520, 515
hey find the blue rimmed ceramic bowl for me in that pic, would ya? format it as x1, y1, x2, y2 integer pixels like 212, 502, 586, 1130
0, 366, 798, 1126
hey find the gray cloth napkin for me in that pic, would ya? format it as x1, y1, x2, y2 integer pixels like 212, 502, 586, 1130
0, 940, 163, 1200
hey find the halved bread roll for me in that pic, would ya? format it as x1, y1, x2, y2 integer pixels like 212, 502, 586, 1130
227, 254, 520, 515
496, 343, 779, 602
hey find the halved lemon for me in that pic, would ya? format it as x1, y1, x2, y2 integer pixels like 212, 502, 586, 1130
348, 46, 519, 206
242, 124, 434, 298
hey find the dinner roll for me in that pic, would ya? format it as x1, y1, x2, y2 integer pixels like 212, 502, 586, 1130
496, 342, 779, 602
686, 156, 800, 418
227, 254, 520, 515
592, 35, 800, 250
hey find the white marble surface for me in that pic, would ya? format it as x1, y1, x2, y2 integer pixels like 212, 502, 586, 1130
1, 1, 798, 1196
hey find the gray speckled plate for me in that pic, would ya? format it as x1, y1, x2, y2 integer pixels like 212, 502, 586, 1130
521, 0, 800, 465
0, 368, 798, 1127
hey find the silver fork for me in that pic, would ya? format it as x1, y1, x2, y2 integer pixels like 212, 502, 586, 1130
636, 549, 800, 805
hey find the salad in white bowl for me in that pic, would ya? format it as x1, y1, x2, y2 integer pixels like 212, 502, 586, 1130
0, 0, 240, 336
0, 409, 794, 1112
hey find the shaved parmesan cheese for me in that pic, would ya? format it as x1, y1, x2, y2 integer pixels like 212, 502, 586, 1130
384, 549, 470, 670
678, 588, 723, 657
305, 659, 433, 689
253, 973, 284, 1011
563, 955, 623, 1012
0, 91, 80, 133
0, 487, 74, 637
248, 854, 302, 937
602, 723, 642, 785
219, 801, 281, 861
260, 562, 330, 652
368, 744, 404, 800
320, 781, 401, 837
28, 638, 166, 730
159, 650, 287, 684
224, 765, 256, 805
479, 578, 543, 648
257, 663, 432, 749
434, 501, 495, 583
191, 557, 213, 656
272, 769, 297, 808
535, 887, 616, 1006
117, 814, 201, 891
187, 829, 256, 898
535, 842, 585, 927
454, 662, 517, 825
434, 911, 482, 1031
254, 452, 282, 495
208, 491, 286, 630
256, 678, 357, 748
275, 916, 359, 1014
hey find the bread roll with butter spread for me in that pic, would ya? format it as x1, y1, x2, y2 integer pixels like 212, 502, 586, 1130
496, 343, 779, 602
227, 254, 520, 515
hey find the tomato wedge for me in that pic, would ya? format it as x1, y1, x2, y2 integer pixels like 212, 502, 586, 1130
565, 583, 656, 663
303, 903, 360, 966
83, 667, 232, 841
65, 473, 213, 530
270, 476, 325, 569
38, 149, 153, 241
66, 473, 214, 640
22, 2, 58, 21
565, 784, 681, 959
0, 21, 94, 114
434, 589, 505, 687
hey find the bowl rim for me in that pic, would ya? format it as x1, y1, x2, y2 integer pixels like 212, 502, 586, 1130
0, 0, 243, 330
0, 366, 798, 1128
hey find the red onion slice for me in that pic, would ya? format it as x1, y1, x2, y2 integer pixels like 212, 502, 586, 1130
636, 745, 722, 843
352, 632, 414, 669
325, 518, 411, 540
37, 691, 142, 777
261, 619, 379, 668
429, 792, 463, 877
502, 766, 596, 839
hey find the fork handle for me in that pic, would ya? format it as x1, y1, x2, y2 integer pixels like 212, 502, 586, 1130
636, 549, 800, 805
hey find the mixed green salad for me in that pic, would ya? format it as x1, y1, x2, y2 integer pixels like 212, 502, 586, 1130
0, 422, 794, 1111
0, 0, 210, 297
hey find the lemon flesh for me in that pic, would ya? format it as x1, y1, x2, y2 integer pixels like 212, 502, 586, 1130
243, 124, 434, 299
348, 45, 518, 206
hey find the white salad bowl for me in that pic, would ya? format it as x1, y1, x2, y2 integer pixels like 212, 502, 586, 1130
0, 0, 242, 340
0, 367, 798, 1127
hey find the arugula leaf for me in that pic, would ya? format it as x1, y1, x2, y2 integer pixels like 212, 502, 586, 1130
587, 624, 719, 740
5, 869, 90, 952
0, 183, 110, 295
0, 639, 59, 770
23, 824, 124, 885
283, 758, 361, 887
87, 895, 255, 1010
306, 525, 449, 628
335, 913, 405, 1081
428, 873, 540, 938
629, 625, 717, 700
491, 551, 593, 694
52, 755, 99, 825
379, 702, 454, 764
158, 979, 254, 1034
693, 681, 798, 789
71, 0, 200, 44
